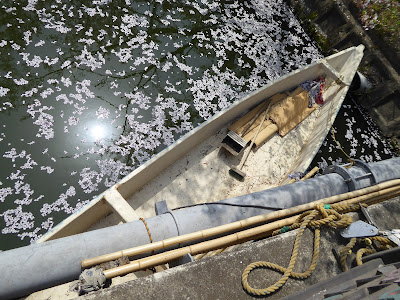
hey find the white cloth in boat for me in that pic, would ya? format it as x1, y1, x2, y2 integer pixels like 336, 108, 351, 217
228, 86, 318, 147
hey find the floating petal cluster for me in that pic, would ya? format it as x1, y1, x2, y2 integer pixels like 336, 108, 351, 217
313, 101, 394, 170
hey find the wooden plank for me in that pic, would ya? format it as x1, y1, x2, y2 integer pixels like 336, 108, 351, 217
104, 189, 139, 223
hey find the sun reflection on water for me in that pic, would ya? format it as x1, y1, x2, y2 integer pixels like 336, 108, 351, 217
90, 124, 106, 141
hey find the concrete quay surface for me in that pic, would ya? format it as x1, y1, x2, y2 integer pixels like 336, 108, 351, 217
77, 197, 400, 300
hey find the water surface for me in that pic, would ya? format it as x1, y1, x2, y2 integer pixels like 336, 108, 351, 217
0, 0, 322, 250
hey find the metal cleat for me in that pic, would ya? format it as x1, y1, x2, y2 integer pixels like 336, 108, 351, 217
341, 204, 400, 246
341, 220, 379, 238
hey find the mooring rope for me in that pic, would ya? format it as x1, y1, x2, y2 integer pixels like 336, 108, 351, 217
326, 80, 354, 168
340, 235, 393, 270
241, 203, 364, 296
338, 237, 357, 272
331, 125, 354, 167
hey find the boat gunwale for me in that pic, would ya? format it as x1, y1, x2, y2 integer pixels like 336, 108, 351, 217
281, 45, 365, 183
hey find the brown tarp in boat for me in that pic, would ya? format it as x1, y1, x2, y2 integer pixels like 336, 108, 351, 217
227, 87, 318, 147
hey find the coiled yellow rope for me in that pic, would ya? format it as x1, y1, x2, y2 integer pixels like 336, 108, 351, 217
338, 237, 357, 272
341, 235, 394, 270
241, 203, 362, 296
356, 248, 376, 266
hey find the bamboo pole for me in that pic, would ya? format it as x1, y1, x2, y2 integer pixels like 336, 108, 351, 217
102, 215, 298, 279
82, 179, 400, 268
103, 185, 400, 279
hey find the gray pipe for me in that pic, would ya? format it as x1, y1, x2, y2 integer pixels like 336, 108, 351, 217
1, 157, 400, 299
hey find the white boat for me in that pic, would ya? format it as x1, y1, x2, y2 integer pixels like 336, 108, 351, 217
37, 45, 365, 243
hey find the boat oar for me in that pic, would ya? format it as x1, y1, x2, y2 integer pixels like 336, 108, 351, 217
229, 103, 270, 181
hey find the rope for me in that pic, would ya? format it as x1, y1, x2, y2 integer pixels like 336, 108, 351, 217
330, 126, 354, 167
356, 248, 375, 266
242, 203, 357, 296
341, 235, 394, 269
139, 217, 154, 255
370, 235, 394, 246
338, 238, 357, 271
326, 80, 354, 167
139, 217, 157, 273
139, 217, 153, 244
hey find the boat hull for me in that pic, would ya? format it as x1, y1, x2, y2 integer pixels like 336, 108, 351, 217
37, 45, 365, 243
